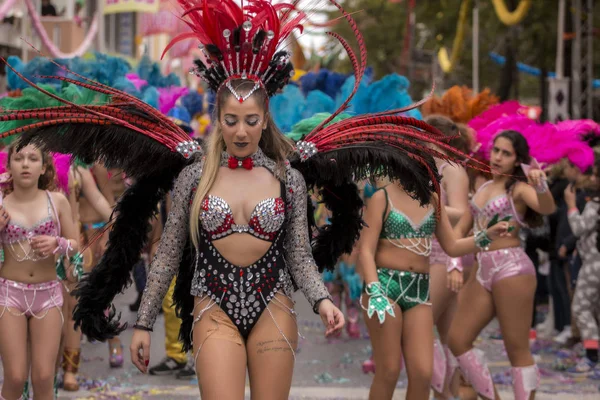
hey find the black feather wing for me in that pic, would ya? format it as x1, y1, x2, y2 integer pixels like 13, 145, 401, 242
72, 167, 185, 340
291, 144, 439, 272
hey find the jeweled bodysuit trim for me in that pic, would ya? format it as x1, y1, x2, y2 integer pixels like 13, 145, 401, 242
190, 161, 298, 362
191, 179, 290, 339
190, 229, 291, 336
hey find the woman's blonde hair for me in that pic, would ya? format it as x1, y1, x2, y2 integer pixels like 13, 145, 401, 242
189, 79, 296, 248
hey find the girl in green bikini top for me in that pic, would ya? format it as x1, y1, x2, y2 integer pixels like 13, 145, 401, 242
378, 186, 437, 254
356, 179, 510, 400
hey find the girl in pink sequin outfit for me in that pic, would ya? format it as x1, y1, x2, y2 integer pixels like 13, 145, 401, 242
0, 144, 78, 400
448, 131, 556, 400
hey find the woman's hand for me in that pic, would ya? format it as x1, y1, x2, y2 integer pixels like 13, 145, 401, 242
486, 220, 512, 241
558, 245, 568, 259
447, 269, 464, 293
527, 168, 548, 191
318, 299, 345, 337
29, 235, 58, 258
0, 205, 10, 231
563, 183, 577, 209
130, 329, 151, 373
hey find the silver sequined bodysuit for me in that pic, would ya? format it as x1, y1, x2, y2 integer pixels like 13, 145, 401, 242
135, 149, 332, 339
190, 179, 288, 337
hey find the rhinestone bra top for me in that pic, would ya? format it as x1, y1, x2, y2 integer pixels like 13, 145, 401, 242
469, 181, 525, 233
378, 187, 436, 240
200, 194, 286, 241
380, 208, 436, 240
0, 191, 60, 245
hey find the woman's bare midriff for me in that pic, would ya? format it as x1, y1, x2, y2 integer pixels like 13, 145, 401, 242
374, 240, 430, 274
481, 219, 523, 252
211, 234, 275, 267
79, 196, 103, 224
482, 235, 522, 252
0, 253, 58, 283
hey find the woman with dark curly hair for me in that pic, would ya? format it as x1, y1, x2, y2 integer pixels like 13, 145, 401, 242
448, 130, 556, 400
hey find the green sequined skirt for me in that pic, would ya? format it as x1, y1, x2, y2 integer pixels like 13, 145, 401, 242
373, 268, 430, 312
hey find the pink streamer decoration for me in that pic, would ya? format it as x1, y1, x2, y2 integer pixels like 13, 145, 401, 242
23, 0, 98, 59
0, 0, 18, 20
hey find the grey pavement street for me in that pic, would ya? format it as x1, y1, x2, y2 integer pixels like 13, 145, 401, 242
1, 283, 599, 399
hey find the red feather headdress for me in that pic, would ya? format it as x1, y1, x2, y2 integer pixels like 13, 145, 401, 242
168, 0, 305, 99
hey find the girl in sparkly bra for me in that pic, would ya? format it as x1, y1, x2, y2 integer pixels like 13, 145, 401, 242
357, 172, 509, 400
448, 130, 556, 400
0, 144, 78, 400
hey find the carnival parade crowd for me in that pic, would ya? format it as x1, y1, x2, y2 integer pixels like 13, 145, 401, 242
0, 1, 599, 400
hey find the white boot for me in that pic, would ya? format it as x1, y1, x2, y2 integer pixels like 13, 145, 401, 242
535, 298, 555, 338
553, 326, 573, 344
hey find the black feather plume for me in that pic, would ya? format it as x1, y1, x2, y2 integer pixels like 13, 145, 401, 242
72, 168, 182, 340
292, 144, 438, 207
205, 44, 224, 60
16, 122, 186, 180
312, 182, 363, 272
252, 30, 266, 52
174, 239, 197, 352
291, 144, 438, 272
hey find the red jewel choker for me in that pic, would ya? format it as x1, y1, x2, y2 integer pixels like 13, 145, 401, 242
228, 156, 253, 170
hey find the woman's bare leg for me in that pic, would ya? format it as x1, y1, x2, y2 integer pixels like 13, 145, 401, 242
29, 308, 63, 400
448, 278, 498, 400
493, 275, 538, 400
430, 263, 455, 399
402, 304, 434, 400
246, 294, 298, 400
61, 283, 81, 389
192, 298, 247, 400
0, 311, 29, 399
362, 297, 403, 400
